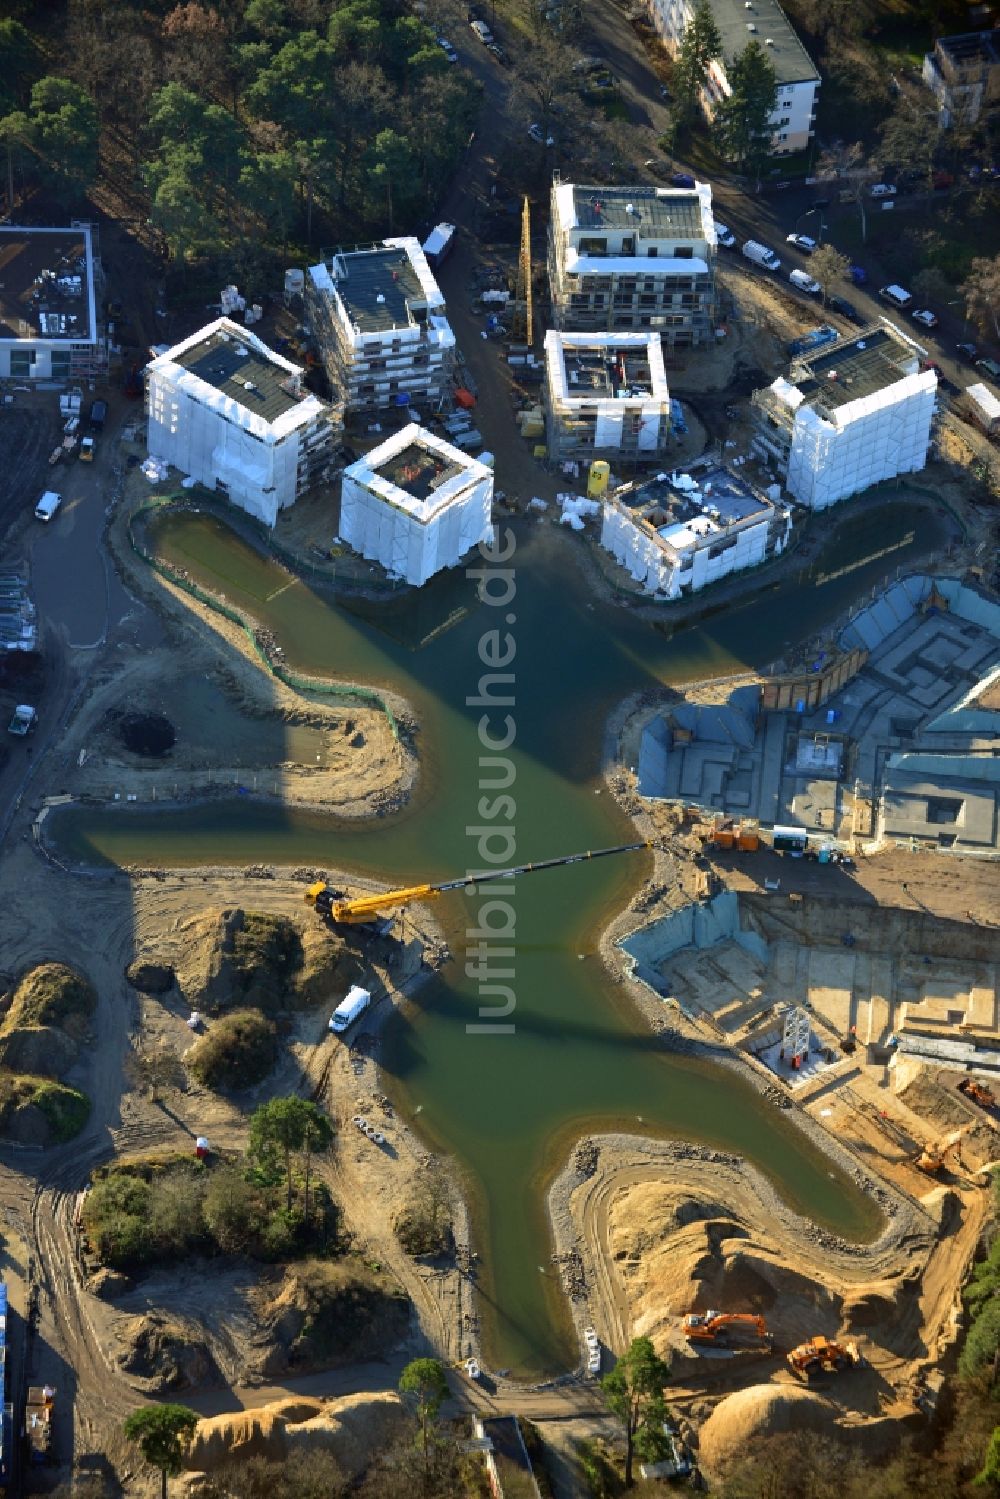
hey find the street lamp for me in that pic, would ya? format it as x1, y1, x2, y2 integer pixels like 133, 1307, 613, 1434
794, 205, 826, 242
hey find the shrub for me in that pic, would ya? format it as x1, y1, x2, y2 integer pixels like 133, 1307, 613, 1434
202, 1165, 260, 1255
85, 1175, 154, 1270
32, 1081, 91, 1141
187, 1009, 277, 1090
8, 963, 97, 1033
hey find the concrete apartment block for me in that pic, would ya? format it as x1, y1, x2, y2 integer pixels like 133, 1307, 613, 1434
543, 330, 671, 462
0, 223, 104, 382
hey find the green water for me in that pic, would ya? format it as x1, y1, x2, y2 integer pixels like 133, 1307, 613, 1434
53, 498, 948, 1377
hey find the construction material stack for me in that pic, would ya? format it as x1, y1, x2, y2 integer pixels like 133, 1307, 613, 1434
25, 1385, 55, 1466
0, 1285, 10, 1492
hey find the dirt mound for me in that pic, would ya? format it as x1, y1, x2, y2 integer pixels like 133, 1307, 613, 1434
699, 1384, 839, 1473
253, 1260, 410, 1376
118, 710, 176, 757
125, 960, 175, 994
118, 1312, 220, 1392
4, 962, 96, 1034
0, 1025, 77, 1077
185, 1392, 405, 1477
170, 908, 359, 1016
186, 1009, 277, 1091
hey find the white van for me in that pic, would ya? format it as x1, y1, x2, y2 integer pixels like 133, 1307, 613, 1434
742, 240, 781, 271
451, 427, 483, 450
34, 490, 62, 522
470, 18, 493, 43
879, 284, 913, 309
789, 268, 821, 295
329, 985, 372, 1034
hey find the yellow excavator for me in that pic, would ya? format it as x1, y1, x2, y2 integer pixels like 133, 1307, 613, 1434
787, 1335, 863, 1380
914, 1124, 973, 1176
305, 841, 651, 927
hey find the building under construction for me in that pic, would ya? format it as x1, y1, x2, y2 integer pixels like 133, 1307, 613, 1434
543, 330, 672, 462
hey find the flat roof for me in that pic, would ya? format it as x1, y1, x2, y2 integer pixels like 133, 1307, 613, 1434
791, 327, 919, 414
346, 422, 490, 523
330, 245, 427, 333
710, 0, 818, 85
0, 225, 95, 343
937, 30, 1000, 65
617, 463, 776, 554
371, 440, 466, 503
571, 185, 705, 237
545, 329, 670, 405
172, 325, 305, 423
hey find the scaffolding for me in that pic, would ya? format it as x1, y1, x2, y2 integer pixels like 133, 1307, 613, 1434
781, 1006, 811, 1069
513, 197, 533, 346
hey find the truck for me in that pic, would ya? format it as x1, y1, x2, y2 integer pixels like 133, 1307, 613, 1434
79, 435, 96, 462
787, 325, 840, 357
88, 399, 108, 431
329, 984, 372, 1034
422, 222, 456, 269
742, 240, 781, 271
962, 381, 1000, 437
7, 705, 37, 736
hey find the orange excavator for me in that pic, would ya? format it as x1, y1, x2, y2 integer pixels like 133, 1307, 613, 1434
787, 1336, 862, 1379
914, 1124, 972, 1175
959, 1078, 996, 1112
684, 1311, 770, 1347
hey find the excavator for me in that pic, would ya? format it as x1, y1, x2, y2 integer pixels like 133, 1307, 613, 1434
959, 1077, 996, 1112
787, 1336, 862, 1380
683, 1311, 770, 1347
305, 841, 650, 927
914, 1124, 973, 1175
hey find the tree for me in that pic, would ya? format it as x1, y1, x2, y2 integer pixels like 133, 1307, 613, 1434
911, 266, 951, 305
975, 1426, 1000, 1489
818, 140, 872, 243
671, 0, 722, 133
878, 99, 941, 194
809, 244, 850, 306
25, 77, 98, 202
600, 1336, 671, 1488
249, 1096, 333, 1214
963, 255, 1000, 341
124, 1404, 198, 1499
399, 1357, 448, 1477
713, 41, 777, 182
301, 1104, 333, 1222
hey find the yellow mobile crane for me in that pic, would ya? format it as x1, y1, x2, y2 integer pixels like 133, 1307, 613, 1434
305, 841, 650, 927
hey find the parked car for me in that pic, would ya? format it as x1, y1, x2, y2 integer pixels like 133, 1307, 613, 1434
848, 264, 867, 285
789, 268, 822, 296
811, 197, 830, 209
828, 295, 864, 324
911, 308, 939, 329
435, 35, 458, 61
932, 170, 954, 190
879, 283, 913, 309
527, 123, 555, 146
467, 3, 483, 18
714, 222, 736, 248
786, 233, 817, 253
869, 183, 897, 198
957, 342, 979, 363
571, 54, 603, 72
671, 172, 696, 188
487, 41, 510, 64
470, 18, 493, 43
976, 356, 1000, 380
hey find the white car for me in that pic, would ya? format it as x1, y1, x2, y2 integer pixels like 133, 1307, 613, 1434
789, 268, 821, 295
528, 123, 555, 146
715, 222, 736, 248
911, 308, 939, 329
786, 233, 817, 253
436, 35, 458, 61
869, 183, 897, 198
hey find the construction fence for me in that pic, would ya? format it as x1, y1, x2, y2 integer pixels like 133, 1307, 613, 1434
127, 495, 401, 741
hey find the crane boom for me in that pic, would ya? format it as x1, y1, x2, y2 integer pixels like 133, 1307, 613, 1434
305, 841, 649, 925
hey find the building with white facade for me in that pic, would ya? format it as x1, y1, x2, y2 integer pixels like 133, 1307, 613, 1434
543, 330, 672, 462
0, 224, 104, 382
923, 31, 1000, 128
751, 324, 938, 511
547, 181, 717, 347
145, 318, 336, 528
339, 424, 493, 587
306, 239, 455, 416
601, 464, 792, 599
648, 0, 820, 154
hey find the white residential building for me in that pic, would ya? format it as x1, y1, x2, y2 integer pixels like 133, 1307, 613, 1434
923, 31, 1000, 128
648, 0, 820, 153
306, 239, 456, 416
751, 324, 938, 511
339, 423, 493, 586
601, 464, 791, 599
145, 318, 336, 528
0, 224, 104, 381
543, 330, 672, 461
547, 181, 717, 347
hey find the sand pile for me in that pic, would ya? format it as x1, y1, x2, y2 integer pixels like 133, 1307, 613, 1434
699, 1384, 839, 1472
184, 1391, 406, 1476
138, 906, 360, 1016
